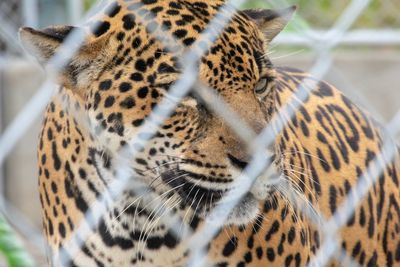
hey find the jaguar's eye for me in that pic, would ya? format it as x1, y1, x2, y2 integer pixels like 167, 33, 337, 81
254, 77, 268, 94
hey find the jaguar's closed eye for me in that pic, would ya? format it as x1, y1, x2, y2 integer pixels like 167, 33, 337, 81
254, 77, 269, 94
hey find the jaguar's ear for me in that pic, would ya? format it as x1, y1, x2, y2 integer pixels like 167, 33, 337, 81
19, 25, 112, 88
20, 26, 78, 64
242, 6, 297, 42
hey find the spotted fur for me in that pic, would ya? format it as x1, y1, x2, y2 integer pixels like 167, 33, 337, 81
19, 0, 400, 266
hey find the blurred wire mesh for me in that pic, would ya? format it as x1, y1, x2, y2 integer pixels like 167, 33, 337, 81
0, 0, 399, 266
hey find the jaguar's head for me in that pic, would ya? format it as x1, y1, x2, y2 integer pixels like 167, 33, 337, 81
20, 0, 295, 226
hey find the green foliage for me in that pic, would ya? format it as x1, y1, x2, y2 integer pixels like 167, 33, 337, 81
0, 214, 36, 267
241, 0, 400, 29
84, 0, 98, 11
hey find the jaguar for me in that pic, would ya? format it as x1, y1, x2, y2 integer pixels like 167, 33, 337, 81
19, 0, 400, 266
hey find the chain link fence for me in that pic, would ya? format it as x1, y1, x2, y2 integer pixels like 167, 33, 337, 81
0, 0, 399, 266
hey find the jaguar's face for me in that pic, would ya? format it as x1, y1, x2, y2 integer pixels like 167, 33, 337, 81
20, 0, 295, 225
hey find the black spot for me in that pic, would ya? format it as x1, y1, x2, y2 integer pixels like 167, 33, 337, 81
120, 97, 136, 109
169, 2, 182, 9
146, 236, 163, 249
146, 57, 155, 68
329, 185, 337, 213
173, 29, 188, 39
44, 169, 50, 179
317, 148, 330, 172
367, 194, 375, 238
317, 81, 334, 96
99, 80, 112, 90
317, 131, 327, 143
58, 222, 66, 238
288, 227, 296, 244
132, 119, 144, 127
76, 170, 86, 181
135, 59, 147, 72
114, 70, 123, 80
266, 247, 275, 261
256, 247, 263, 259
359, 207, 366, 226
105, 2, 121, 17
192, 2, 208, 9
51, 142, 61, 171
137, 87, 149, 98
92, 21, 110, 37
142, 0, 157, 4
93, 92, 101, 110
51, 182, 58, 193
136, 158, 148, 166
119, 82, 132, 92
280, 206, 288, 222
163, 231, 178, 248
47, 128, 53, 140
300, 120, 309, 137
265, 220, 280, 241
122, 14, 136, 30
222, 236, 238, 257
294, 253, 301, 267
244, 251, 252, 263
329, 145, 341, 170
116, 32, 125, 41
351, 241, 361, 257
48, 219, 54, 236
151, 89, 159, 98
278, 234, 286, 255
300, 229, 306, 246
367, 252, 378, 267
104, 96, 115, 108
132, 37, 142, 49
189, 215, 200, 230
247, 236, 254, 249
150, 6, 163, 14
130, 72, 144, 81
158, 62, 176, 73
149, 148, 157, 156
183, 37, 196, 46
167, 9, 180, 15
285, 255, 293, 267
162, 20, 172, 30
395, 242, 400, 262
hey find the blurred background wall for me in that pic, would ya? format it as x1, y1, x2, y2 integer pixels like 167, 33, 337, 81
0, 0, 399, 265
